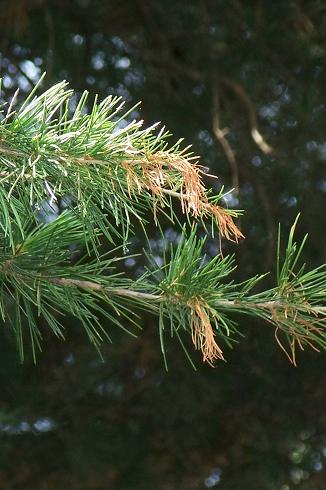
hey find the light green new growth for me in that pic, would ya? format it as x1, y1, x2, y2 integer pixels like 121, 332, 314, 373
0, 77, 325, 367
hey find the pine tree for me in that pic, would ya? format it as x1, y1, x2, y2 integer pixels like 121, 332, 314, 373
0, 77, 325, 367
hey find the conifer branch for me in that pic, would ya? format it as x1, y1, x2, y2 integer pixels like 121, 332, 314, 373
0, 78, 324, 366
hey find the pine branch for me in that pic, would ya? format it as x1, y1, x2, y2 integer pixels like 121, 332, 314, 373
0, 79, 243, 245
3, 217, 323, 366
0, 77, 324, 367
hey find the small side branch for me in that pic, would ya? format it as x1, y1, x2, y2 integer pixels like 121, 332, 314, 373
220, 77, 273, 154
49, 277, 162, 302
211, 85, 239, 195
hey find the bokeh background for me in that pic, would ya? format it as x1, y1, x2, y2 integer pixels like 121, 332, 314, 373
0, 1, 326, 489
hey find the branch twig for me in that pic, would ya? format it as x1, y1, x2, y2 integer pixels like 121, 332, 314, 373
220, 77, 273, 154
50, 277, 161, 302
137, 54, 273, 156
49, 276, 326, 314
211, 84, 239, 195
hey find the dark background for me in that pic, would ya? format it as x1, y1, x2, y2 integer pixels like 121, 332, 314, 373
0, 1, 326, 489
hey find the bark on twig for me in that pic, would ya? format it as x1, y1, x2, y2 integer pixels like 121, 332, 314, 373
211, 84, 239, 194
49, 276, 326, 314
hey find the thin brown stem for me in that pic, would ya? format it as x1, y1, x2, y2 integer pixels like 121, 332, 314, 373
49, 277, 162, 302
220, 76, 273, 154
211, 84, 239, 194
49, 276, 326, 314
0, 146, 26, 158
